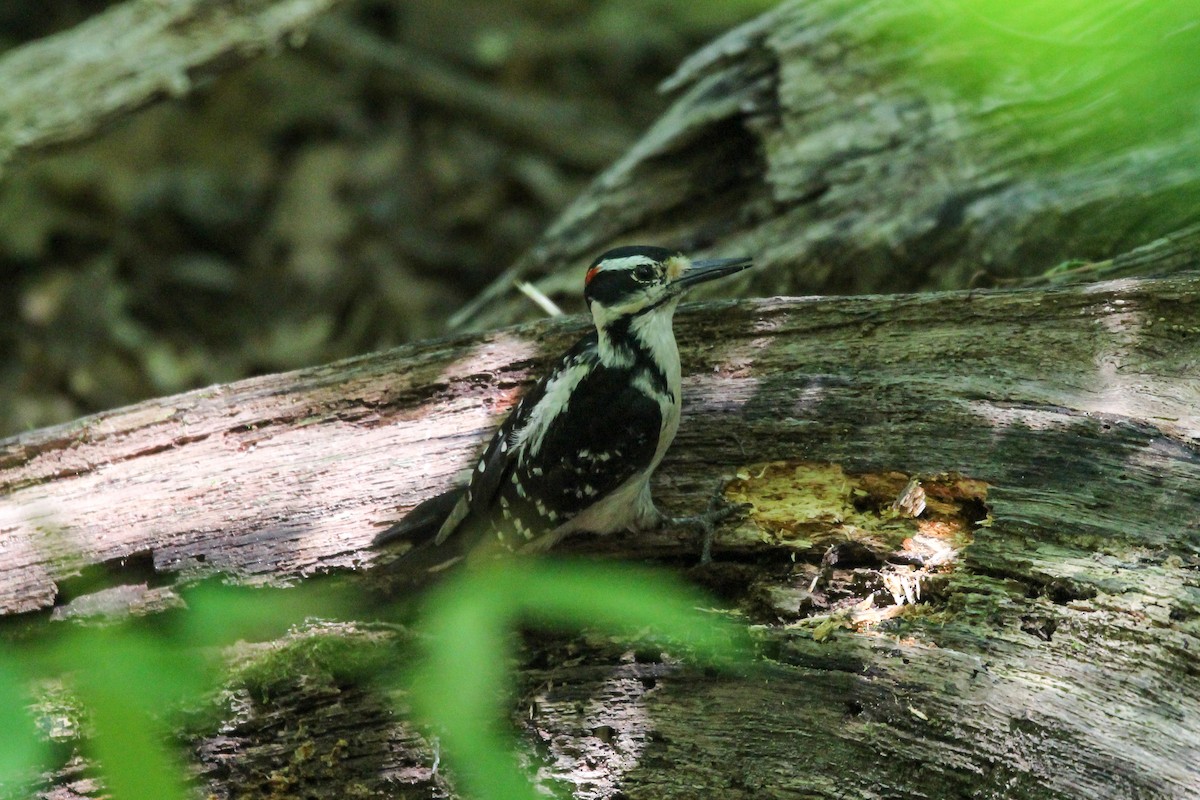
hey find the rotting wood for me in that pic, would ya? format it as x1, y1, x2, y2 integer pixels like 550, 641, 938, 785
2, 271, 1198, 797
3, 270, 1195, 617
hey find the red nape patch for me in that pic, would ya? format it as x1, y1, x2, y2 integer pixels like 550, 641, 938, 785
585, 266, 601, 285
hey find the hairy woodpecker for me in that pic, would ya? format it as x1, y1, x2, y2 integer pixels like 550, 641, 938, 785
375, 245, 752, 556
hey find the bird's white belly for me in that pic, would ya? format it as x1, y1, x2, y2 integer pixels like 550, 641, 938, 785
546, 472, 657, 543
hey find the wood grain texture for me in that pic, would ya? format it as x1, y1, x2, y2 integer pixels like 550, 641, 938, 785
4, 271, 1198, 797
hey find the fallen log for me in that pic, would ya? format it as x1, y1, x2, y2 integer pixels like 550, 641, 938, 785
3, 267, 1197, 797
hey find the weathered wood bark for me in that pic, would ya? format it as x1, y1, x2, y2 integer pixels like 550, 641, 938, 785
0, 0, 341, 180
3, 267, 1198, 798
450, 0, 1200, 331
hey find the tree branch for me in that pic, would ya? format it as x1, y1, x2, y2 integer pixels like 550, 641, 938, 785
0, 0, 341, 179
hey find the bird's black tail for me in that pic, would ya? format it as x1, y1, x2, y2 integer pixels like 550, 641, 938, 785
365, 487, 471, 600
373, 486, 464, 549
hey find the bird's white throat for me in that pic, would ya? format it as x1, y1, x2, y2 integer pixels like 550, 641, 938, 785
595, 299, 680, 370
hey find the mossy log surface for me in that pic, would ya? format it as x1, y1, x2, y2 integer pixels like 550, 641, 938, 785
3, 268, 1198, 799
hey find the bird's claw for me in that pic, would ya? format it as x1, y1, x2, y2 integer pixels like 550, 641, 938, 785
663, 479, 748, 565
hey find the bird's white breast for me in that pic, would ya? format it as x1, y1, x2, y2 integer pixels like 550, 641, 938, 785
629, 304, 683, 466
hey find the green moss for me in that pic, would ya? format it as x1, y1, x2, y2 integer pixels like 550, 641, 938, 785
227, 622, 409, 703
178, 621, 414, 739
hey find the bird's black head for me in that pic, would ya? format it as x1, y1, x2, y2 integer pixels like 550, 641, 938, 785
582, 245, 752, 326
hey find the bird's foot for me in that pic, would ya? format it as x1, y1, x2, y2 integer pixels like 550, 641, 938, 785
663, 480, 749, 565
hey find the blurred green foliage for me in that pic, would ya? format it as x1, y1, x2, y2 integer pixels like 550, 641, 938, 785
889, 0, 1200, 163
0, 560, 746, 799
0, 658, 44, 791
63, 631, 196, 800
409, 558, 748, 800
0, 581, 356, 797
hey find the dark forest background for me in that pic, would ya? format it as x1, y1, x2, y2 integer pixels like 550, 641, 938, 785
0, 0, 770, 437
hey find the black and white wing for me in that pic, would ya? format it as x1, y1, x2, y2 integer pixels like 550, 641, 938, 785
493, 355, 663, 547
428, 340, 580, 544
377, 334, 600, 550
376, 332, 663, 553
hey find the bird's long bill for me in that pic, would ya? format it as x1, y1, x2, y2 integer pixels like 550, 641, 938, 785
670, 255, 753, 290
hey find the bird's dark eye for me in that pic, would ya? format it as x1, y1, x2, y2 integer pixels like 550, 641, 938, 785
633, 264, 656, 282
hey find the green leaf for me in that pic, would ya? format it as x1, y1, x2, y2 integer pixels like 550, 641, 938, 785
60, 630, 196, 800
406, 558, 749, 800
0, 658, 44, 791
177, 581, 360, 649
